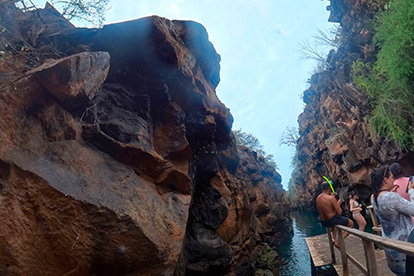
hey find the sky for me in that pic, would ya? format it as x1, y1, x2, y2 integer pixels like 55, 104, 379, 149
30, 0, 334, 189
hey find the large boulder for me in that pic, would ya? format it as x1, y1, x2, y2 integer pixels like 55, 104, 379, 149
0, 3, 291, 276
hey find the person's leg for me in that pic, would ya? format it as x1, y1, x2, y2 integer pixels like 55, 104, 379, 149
329, 215, 353, 242
342, 219, 354, 239
331, 227, 336, 240
325, 223, 339, 247
330, 227, 340, 248
354, 213, 366, 231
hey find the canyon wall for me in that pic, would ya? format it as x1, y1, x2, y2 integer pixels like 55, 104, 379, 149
0, 2, 290, 275
292, 0, 414, 208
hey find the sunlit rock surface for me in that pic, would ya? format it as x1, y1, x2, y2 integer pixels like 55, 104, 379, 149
0, 2, 290, 275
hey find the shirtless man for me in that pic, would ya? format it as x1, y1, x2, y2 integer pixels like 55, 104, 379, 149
316, 181, 354, 247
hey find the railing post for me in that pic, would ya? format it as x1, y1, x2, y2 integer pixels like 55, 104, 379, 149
337, 228, 349, 276
327, 227, 336, 264
362, 239, 378, 276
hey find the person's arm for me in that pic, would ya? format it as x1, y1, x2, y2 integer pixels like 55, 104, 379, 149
350, 200, 362, 212
333, 196, 343, 215
409, 188, 414, 202
409, 180, 414, 201
349, 199, 355, 212
390, 192, 414, 216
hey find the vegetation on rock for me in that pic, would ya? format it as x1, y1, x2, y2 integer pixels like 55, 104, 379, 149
17, 0, 109, 26
233, 129, 278, 170
288, 0, 414, 209
352, 0, 414, 149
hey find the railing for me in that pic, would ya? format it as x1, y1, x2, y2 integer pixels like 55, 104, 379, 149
329, 225, 414, 276
366, 205, 382, 235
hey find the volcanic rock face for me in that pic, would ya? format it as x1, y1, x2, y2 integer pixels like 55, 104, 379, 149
0, 3, 290, 275
180, 146, 288, 275
292, 0, 414, 208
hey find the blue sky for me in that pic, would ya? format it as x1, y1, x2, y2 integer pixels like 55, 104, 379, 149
31, 0, 333, 189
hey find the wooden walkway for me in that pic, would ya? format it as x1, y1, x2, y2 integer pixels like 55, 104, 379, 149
306, 233, 393, 276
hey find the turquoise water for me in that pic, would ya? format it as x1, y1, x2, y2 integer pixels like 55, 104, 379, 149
278, 209, 374, 275
277, 209, 326, 275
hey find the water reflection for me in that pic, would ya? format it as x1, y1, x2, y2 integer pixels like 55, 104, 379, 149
277, 209, 326, 276
294, 209, 326, 237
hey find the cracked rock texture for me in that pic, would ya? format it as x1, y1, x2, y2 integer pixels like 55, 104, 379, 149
0, 2, 290, 275
292, 0, 414, 208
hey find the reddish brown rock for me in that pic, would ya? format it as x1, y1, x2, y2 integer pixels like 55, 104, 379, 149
29, 52, 110, 111
292, 0, 414, 209
0, 3, 290, 276
0, 57, 191, 276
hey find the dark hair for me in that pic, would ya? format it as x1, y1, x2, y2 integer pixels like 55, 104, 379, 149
371, 166, 389, 206
348, 190, 356, 199
390, 162, 403, 179
321, 181, 330, 191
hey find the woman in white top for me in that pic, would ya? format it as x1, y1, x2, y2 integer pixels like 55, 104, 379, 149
349, 190, 366, 231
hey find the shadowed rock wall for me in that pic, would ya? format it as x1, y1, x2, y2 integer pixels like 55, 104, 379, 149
0, 3, 290, 275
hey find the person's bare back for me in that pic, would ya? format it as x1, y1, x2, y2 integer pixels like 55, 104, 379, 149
316, 181, 354, 247
316, 192, 342, 221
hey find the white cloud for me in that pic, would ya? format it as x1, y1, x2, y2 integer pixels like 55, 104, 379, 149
168, 3, 182, 16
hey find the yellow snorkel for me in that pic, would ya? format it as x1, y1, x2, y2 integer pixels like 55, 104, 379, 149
323, 176, 335, 194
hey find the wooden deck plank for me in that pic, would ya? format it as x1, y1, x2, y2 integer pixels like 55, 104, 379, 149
305, 233, 333, 267
306, 234, 394, 276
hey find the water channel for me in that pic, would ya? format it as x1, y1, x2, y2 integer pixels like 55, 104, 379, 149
277, 209, 326, 275
278, 209, 374, 275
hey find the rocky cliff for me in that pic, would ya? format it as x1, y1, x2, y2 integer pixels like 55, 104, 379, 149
292, 0, 414, 208
0, 2, 290, 275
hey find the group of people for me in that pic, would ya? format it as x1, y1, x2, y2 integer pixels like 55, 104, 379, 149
316, 162, 414, 276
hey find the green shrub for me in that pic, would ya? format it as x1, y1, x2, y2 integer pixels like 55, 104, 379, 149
352, 0, 414, 149
233, 129, 278, 170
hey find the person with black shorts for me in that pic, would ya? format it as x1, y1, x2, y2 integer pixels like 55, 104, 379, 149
316, 181, 354, 247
